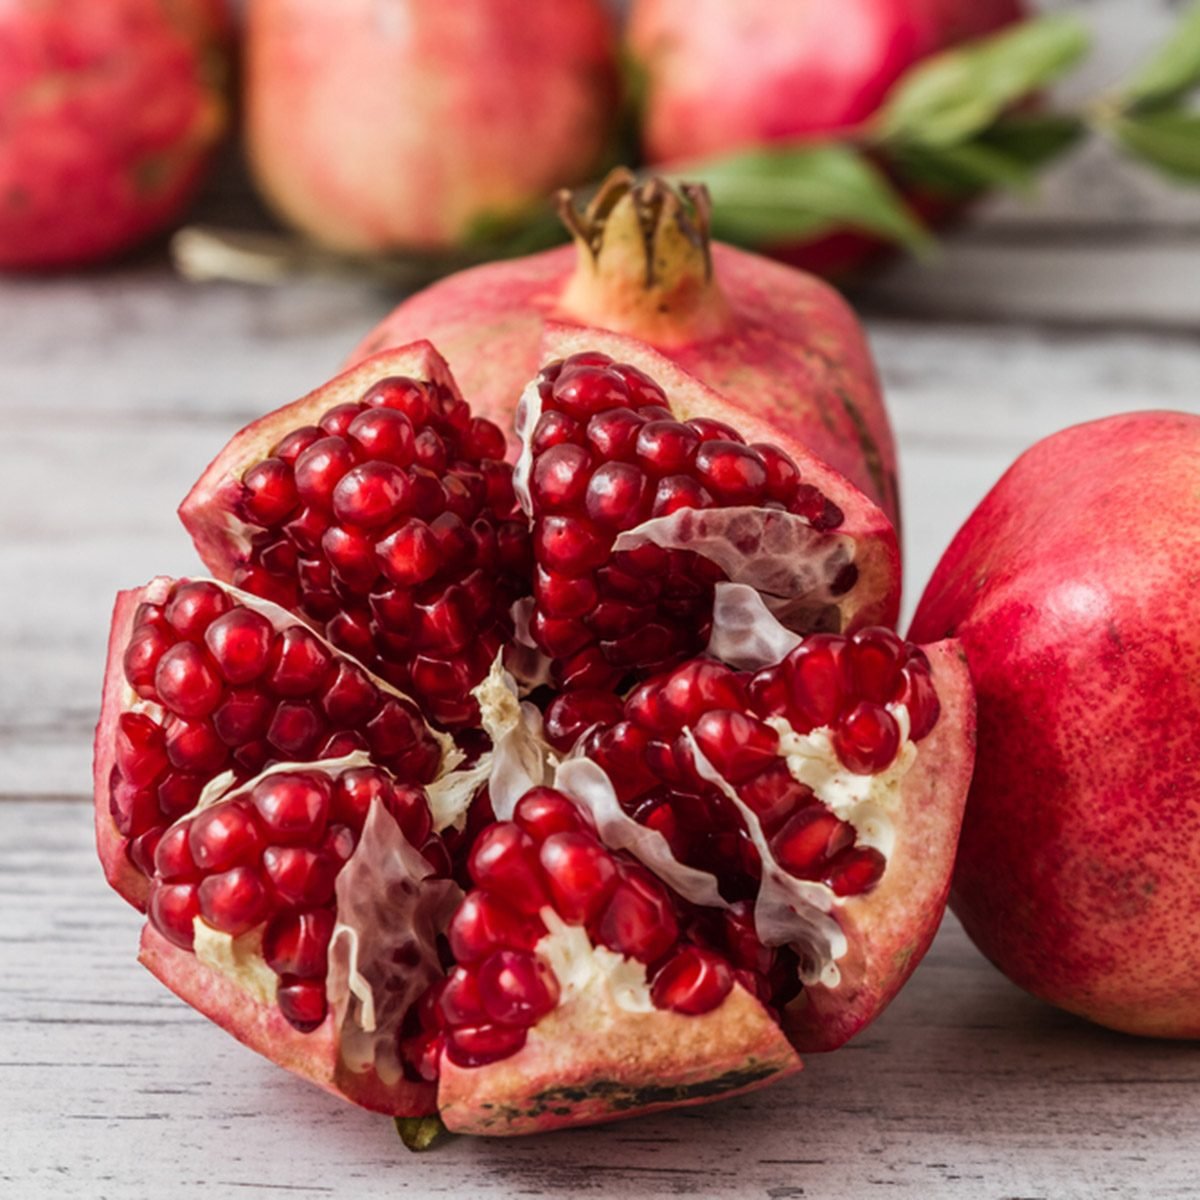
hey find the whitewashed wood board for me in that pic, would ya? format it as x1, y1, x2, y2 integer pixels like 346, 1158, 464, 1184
3, 799, 1199, 1199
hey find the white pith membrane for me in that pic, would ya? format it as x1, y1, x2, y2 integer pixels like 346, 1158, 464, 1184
512, 373, 860, 634
116, 577, 462, 791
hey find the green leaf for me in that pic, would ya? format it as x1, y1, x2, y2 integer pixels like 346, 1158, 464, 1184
976, 113, 1088, 167
875, 14, 1091, 147
1119, 2, 1200, 110
1111, 109, 1200, 181
667, 145, 932, 251
395, 1115, 451, 1152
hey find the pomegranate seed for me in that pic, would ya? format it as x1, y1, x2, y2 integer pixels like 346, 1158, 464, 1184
154, 823, 198, 881
262, 909, 335, 978
753, 443, 801, 505
293, 436, 356, 511
347, 407, 415, 465
586, 407, 647, 461
538, 832, 618, 925
443, 1023, 527, 1068
772, 808, 854, 878
651, 947, 733, 1015
690, 711, 779, 784
781, 636, 851, 730
204, 608, 274, 685
267, 627, 333, 697
240, 458, 298, 526
849, 628, 906, 704
273, 426, 321, 466
439, 967, 487, 1025
897, 667, 941, 741
276, 977, 328, 1032
594, 871, 679, 964
163, 715, 228, 774
534, 515, 609, 575
465, 415, 508, 461
115, 712, 169, 787
362, 376, 430, 424
651, 474, 713, 516
128, 828, 163, 877
212, 688, 273, 745
693, 441, 768, 504
513, 788, 587, 841
632, 661, 747, 734
543, 691, 625, 752
165, 581, 232, 640
738, 761, 814, 834
157, 772, 205, 820
531, 443, 592, 511
687, 417, 741, 443
376, 519, 440, 587
552, 364, 629, 419
284, 505, 327, 553
585, 462, 649, 529
531, 409, 581, 452
834, 702, 901, 774
266, 701, 326, 758
319, 402, 363, 438
198, 866, 271, 935
109, 778, 154, 843
251, 772, 331, 844
448, 892, 541, 964
365, 699, 421, 757
262, 846, 338, 906
468, 824, 549, 915
413, 428, 448, 472
825, 847, 887, 896
635, 420, 700, 475
331, 461, 412, 528
385, 782, 433, 847
123, 623, 171, 699
321, 526, 378, 592
188, 803, 264, 872
149, 882, 200, 949
477, 950, 559, 1026
154, 643, 222, 718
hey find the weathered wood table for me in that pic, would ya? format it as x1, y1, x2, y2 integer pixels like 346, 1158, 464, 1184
4, 5, 1199, 1195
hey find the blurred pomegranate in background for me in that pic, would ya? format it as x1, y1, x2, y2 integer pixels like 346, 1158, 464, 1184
627, 0, 1025, 274
0, 0, 231, 271
245, 0, 620, 254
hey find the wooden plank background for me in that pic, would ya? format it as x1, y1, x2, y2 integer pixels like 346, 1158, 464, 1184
2, 0, 1198, 1194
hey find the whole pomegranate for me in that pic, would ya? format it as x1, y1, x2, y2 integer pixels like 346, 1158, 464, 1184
0, 0, 230, 270
352, 172, 900, 526
626, 0, 1025, 273
910, 412, 1200, 1039
96, 333, 976, 1133
244, 0, 618, 253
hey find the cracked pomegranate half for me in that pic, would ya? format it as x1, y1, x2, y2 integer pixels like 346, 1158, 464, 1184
97, 336, 974, 1135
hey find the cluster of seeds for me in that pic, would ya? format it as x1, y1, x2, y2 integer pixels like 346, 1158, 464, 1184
148, 767, 443, 1032
550, 628, 940, 902
403, 787, 737, 1073
112, 580, 442, 884
527, 352, 846, 689
228, 375, 529, 727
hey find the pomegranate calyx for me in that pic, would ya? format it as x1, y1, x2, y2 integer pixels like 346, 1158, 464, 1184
557, 169, 731, 346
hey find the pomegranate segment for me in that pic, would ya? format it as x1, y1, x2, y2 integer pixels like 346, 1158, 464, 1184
180, 346, 530, 729
518, 350, 858, 688
95, 576, 448, 908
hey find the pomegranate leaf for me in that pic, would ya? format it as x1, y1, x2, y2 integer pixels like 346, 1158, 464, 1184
874, 14, 1090, 148
1118, 2, 1200, 111
1110, 109, 1200, 182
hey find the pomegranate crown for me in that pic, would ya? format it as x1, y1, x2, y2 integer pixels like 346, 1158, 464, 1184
557, 169, 729, 346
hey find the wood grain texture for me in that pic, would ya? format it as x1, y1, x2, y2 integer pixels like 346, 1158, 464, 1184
3, 799, 1199, 1199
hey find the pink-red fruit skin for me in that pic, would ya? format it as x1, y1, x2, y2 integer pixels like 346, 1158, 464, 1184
245, 0, 617, 253
350, 172, 901, 526
0, 0, 230, 270
910, 412, 1200, 1039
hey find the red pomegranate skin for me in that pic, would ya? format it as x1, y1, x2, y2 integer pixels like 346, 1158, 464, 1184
627, 0, 1025, 274
245, 0, 619, 253
351, 231, 900, 525
910, 412, 1200, 1039
0, 0, 230, 270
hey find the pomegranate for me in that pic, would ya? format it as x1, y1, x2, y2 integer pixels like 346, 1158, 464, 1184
627, 0, 1025, 273
352, 171, 901, 525
244, 0, 618, 254
910, 411, 1200, 1040
99, 337, 976, 1133
0, 0, 230, 270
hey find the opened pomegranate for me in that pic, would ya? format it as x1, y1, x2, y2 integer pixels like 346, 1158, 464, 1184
351, 171, 900, 525
627, 0, 1025, 274
244, 0, 617, 253
911, 411, 1200, 1040
98, 335, 976, 1134
0, 0, 230, 270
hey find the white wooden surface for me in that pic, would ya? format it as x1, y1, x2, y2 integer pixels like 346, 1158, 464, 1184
4, 0, 1200, 1194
